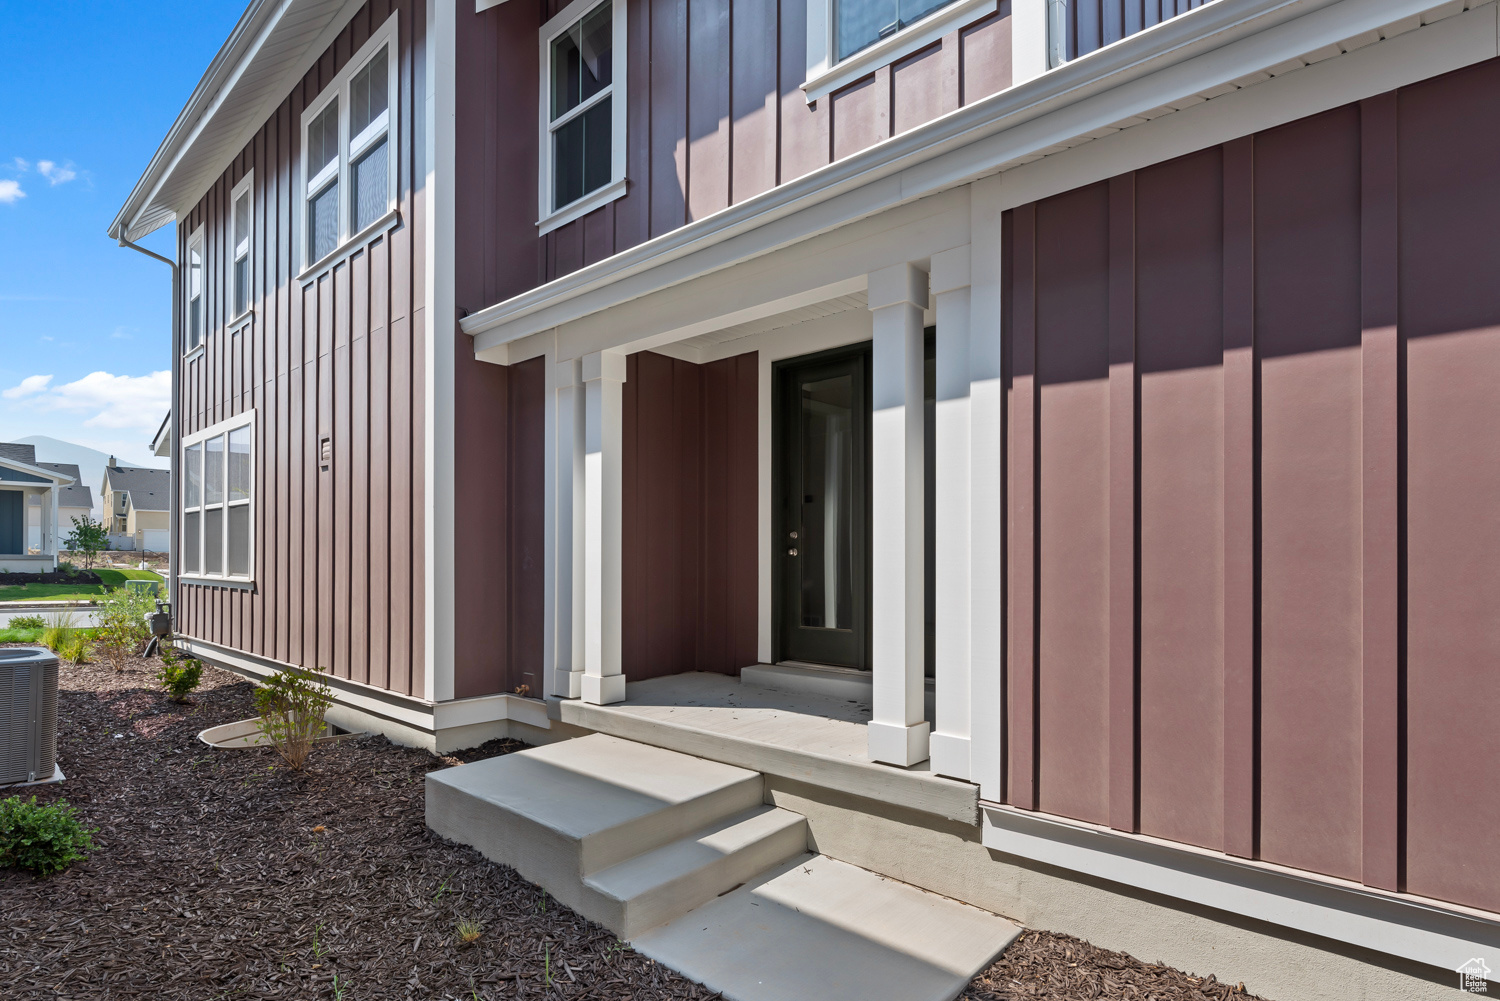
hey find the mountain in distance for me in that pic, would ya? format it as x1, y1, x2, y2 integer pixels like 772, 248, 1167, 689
10, 435, 166, 520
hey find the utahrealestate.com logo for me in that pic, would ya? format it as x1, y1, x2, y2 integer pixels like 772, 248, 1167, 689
1459, 958, 1492, 994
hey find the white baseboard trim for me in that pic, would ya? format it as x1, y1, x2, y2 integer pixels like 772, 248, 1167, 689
177, 637, 549, 751
982, 803, 1500, 975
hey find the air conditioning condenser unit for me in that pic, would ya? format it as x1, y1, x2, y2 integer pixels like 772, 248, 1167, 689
0, 647, 59, 785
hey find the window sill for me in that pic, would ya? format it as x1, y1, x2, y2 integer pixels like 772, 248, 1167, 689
228, 310, 253, 333
183, 344, 205, 362
178, 574, 255, 591
297, 208, 402, 284
802, 0, 997, 103
537, 177, 627, 236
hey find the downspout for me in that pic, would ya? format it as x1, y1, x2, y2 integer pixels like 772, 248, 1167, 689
114, 231, 179, 616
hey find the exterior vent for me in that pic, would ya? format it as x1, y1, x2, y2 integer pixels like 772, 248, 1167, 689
0, 647, 59, 785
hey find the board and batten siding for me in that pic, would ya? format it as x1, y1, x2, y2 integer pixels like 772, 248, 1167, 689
456, 0, 1013, 309
1000, 57, 1500, 915
176, 0, 428, 700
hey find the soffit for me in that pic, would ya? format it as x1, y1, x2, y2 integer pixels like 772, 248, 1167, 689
110, 0, 360, 243
674, 292, 870, 353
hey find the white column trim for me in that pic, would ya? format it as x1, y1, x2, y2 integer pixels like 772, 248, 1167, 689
580, 349, 627, 705
867, 262, 932, 767
1011, 0, 1049, 84
968, 176, 1007, 802
551, 353, 584, 698
930, 245, 974, 781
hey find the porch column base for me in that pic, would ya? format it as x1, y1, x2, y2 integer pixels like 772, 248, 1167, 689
929, 733, 971, 781
581, 673, 626, 706
868, 719, 931, 768
554, 668, 583, 699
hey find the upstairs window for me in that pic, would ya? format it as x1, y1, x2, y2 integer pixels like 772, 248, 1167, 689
301, 16, 398, 272
181, 414, 254, 582
538, 0, 628, 233
231, 172, 253, 318
185, 226, 204, 353
838, 0, 960, 59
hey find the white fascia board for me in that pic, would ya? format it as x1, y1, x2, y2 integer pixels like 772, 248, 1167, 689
112, 0, 368, 243
0, 457, 75, 486
982, 804, 1500, 975
460, 0, 1475, 350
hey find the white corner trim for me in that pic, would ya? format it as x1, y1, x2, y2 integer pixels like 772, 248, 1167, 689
982, 804, 1500, 975
476, 0, 508, 10
803, 0, 998, 103
537, 177, 628, 235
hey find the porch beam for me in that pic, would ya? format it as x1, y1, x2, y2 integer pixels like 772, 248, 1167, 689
867, 262, 932, 767
580, 350, 627, 705
930, 246, 973, 780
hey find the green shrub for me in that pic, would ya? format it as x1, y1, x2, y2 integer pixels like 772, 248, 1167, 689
156, 642, 202, 703
8, 614, 45, 630
41, 610, 78, 657
253, 667, 334, 770
62, 516, 108, 570
58, 633, 92, 665
0, 796, 97, 876
94, 587, 155, 672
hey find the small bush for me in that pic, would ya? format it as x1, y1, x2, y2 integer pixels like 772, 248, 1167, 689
9, 614, 45, 630
58, 633, 92, 664
156, 642, 202, 703
0, 796, 97, 876
54, 561, 79, 578
94, 587, 155, 673
253, 666, 334, 770
41, 611, 78, 657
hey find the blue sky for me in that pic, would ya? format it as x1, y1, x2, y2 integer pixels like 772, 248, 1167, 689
0, 0, 245, 461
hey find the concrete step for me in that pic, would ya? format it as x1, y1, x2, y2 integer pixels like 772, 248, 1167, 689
584, 805, 808, 938
632, 853, 1021, 1001
426, 733, 765, 923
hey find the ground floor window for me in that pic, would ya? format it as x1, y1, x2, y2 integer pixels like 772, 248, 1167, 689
181, 412, 255, 581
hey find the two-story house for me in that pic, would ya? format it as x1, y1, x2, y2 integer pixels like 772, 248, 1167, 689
112, 0, 1500, 996
100, 459, 172, 552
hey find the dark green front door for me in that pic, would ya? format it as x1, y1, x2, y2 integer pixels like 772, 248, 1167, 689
775, 346, 871, 670
0, 491, 23, 555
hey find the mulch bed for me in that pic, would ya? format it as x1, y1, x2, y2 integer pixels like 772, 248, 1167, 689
0, 570, 103, 586
0, 654, 1268, 1000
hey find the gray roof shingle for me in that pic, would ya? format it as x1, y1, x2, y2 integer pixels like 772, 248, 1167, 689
105, 465, 172, 513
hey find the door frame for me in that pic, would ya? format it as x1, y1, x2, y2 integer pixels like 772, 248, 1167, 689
771, 341, 873, 670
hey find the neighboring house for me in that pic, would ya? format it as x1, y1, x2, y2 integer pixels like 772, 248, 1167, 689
0, 442, 76, 572
26, 462, 92, 553
100, 459, 172, 552
110, 0, 1500, 997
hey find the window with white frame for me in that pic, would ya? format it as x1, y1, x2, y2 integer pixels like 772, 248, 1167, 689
185, 226, 204, 353
231, 172, 253, 318
836, 0, 957, 58
538, 0, 627, 231
301, 18, 398, 271
182, 414, 254, 581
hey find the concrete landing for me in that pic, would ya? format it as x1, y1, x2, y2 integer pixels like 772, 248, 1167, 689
632, 853, 1020, 1001
558, 672, 978, 824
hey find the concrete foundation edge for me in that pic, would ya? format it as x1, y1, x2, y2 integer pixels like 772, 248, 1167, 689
763, 775, 1471, 1001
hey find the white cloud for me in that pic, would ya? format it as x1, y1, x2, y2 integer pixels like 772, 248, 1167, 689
0, 180, 23, 204
35, 370, 171, 432
2, 375, 53, 399
37, 160, 77, 185
11, 158, 28, 171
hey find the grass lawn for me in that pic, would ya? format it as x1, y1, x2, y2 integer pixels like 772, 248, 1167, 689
0, 568, 163, 603
0, 625, 99, 643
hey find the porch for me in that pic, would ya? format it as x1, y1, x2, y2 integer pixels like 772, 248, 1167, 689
0, 455, 77, 573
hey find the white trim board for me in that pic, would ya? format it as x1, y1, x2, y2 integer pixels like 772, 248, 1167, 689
982, 804, 1500, 976
465, 0, 1496, 358
176, 637, 549, 736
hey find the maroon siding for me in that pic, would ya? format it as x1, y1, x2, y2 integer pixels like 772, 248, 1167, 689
176, 0, 426, 699
1000, 58, 1500, 914
621, 351, 758, 681
458, 1, 1013, 304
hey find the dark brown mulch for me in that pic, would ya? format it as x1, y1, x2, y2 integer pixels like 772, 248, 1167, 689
960, 929, 1266, 1000
0, 656, 719, 1000
0, 653, 1270, 1001
0, 569, 103, 586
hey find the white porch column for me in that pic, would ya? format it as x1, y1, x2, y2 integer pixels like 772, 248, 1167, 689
867, 263, 931, 767
930, 246, 973, 780
553, 357, 585, 698
969, 176, 1006, 802
580, 350, 627, 705
42, 487, 55, 559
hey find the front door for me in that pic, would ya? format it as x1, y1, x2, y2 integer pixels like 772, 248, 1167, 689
775, 346, 870, 669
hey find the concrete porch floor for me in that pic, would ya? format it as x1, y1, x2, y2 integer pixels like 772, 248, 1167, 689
557, 672, 978, 825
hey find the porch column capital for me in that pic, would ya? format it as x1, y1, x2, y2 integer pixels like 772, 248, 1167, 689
581, 350, 627, 384
867, 262, 929, 312
930, 245, 972, 295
